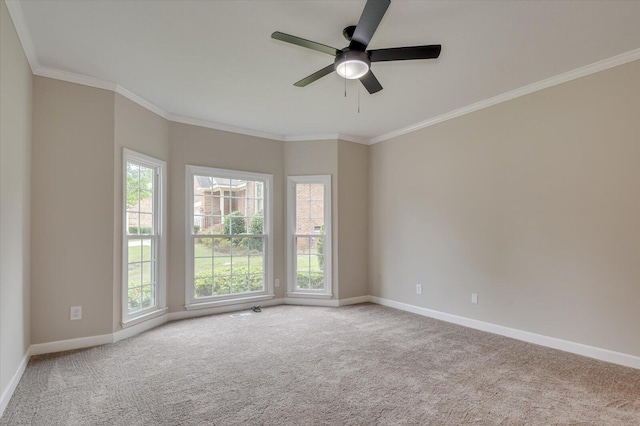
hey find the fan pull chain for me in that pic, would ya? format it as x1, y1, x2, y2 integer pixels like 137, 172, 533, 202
344, 61, 348, 98
358, 84, 360, 114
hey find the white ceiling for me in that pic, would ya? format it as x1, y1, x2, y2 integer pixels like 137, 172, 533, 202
10, 0, 640, 142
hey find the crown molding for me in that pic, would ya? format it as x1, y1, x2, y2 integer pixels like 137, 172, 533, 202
34, 66, 118, 92
167, 114, 286, 142
115, 85, 169, 120
281, 134, 369, 145
283, 134, 338, 142
337, 134, 369, 145
5, 0, 38, 72
368, 48, 640, 145
6, 0, 640, 146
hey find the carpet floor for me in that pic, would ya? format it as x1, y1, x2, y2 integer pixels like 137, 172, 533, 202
2, 303, 639, 425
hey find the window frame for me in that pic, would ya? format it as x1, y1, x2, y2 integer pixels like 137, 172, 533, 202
185, 165, 274, 310
287, 175, 332, 298
255, 182, 264, 213
121, 148, 167, 326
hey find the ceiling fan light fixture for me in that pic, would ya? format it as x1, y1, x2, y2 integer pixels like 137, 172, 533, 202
335, 50, 370, 79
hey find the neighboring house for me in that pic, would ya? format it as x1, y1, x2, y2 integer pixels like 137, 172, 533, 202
192, 177, 324, 251
194, 176, 263, 233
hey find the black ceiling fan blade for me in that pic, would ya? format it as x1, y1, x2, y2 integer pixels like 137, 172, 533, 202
272, 31, 340, 56
359, 71, 383, 94
349, 0, 391, 51
369, 45, 442, 62
294, 64, 336, 87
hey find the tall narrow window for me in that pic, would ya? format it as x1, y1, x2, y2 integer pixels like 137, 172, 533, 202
123, 149, 166, 325
186, 166, 274, 309
287, 175, 332, 297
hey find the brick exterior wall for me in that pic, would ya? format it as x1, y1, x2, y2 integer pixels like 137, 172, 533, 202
193, 178, 263, 234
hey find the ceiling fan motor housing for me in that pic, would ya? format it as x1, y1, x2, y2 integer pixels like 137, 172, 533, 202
334, 49, 371, 79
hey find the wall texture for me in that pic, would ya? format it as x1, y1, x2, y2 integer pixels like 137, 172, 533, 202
0, 0, 32, 403
369, 60, 640, 356
31, 77, 115, 343
337, 140, 369, 300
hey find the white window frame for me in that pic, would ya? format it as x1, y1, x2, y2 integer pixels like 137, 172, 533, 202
122, 149, 167, 327
255, 182, 264, 213
185, 165, 274, 310
287, 175, 332, 298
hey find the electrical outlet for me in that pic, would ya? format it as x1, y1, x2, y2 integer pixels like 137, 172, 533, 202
275, 279, 280, 287
416, 284, 422, 295
471, 293, 478, 304
70, 306, 82, 320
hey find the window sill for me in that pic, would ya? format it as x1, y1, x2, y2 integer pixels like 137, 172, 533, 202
185, 294, 275, 311
122, 307, 168, 328
286, 292, 332, 299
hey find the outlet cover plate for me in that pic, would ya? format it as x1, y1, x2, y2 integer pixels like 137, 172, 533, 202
70, 306, 82, 320
416, 284, 422, 295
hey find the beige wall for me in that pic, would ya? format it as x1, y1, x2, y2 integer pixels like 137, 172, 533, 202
168, 122, 286, 310
369, 60, 640, 356
31, 77, 115, 343
113, 94, 169, 331
337, 140, 369, 300
0, 0, 32, 399
284, 140, 339, 297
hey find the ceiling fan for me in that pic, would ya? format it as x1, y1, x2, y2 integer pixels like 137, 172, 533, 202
271, 0, 441, 94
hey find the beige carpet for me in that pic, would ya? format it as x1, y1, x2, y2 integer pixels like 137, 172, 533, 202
2, 303, 639, 425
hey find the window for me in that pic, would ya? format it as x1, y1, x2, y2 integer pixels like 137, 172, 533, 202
186, 166, 273, 309
287, 175, 332, 297
122, 149, 166, 325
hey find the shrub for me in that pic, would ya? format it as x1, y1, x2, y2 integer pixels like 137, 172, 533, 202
296, 272, 324, 290
214, 237, 231, 253
223, 211, 246, 235
317, 224, 325, 269
247, 210, 264, 250
223, 211, 246, 247
199, 237, 213, 249
194, 266, 264, 297
127, 286, 152, 310
128, 226, 152, 235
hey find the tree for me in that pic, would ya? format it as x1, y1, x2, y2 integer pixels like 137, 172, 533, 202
222, 211, 246, 235
126, 162, 153, 210
247, 210, 264, 251
223, 211, 246, 247
249, 210, 263, 234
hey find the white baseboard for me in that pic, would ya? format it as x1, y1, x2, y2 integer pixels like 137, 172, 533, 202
168, 298, 285, 321
0, 348, 31, 417
114, 313, 169, 343
369, 296, 640, 370
4, 294, 636, 419
23, 296, 372, 361
283, 297, 338, 307
22, 296, 640, 371
338, 295, 371, 306
30, 333, 113, 356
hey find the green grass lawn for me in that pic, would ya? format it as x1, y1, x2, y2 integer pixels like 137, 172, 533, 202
127, 241, 324, 287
